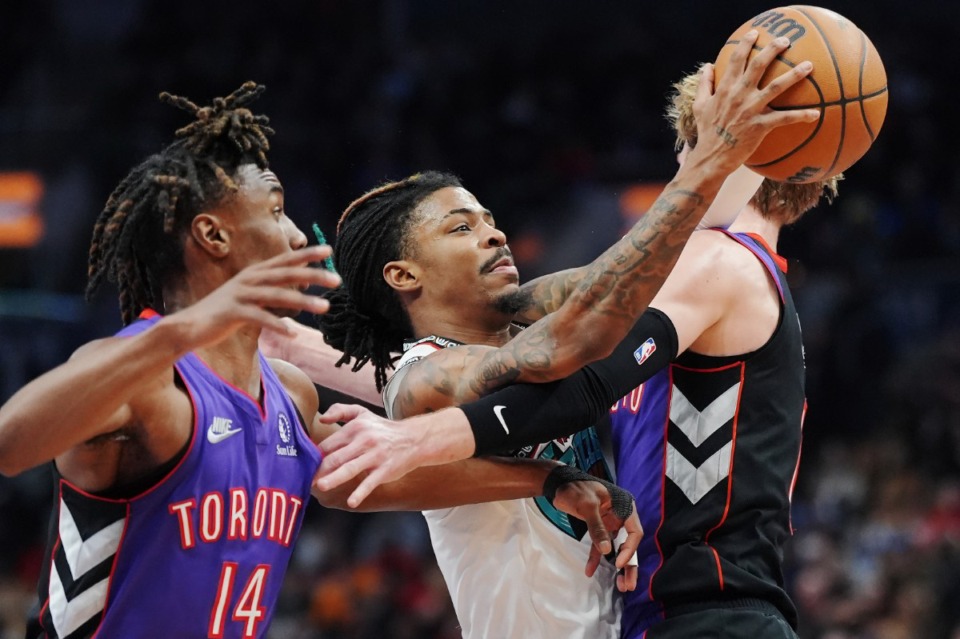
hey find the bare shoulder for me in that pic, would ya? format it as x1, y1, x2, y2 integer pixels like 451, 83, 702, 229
660, 231, 739, 294
267, 357, 320, 419
672, 230, 764, 295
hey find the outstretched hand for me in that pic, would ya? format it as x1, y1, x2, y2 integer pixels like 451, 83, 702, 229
314, 404, 475, 508
690, 30, 819, 173
174, 245, 340, 349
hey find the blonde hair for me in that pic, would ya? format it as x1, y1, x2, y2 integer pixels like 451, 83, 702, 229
665, 68, 840, 225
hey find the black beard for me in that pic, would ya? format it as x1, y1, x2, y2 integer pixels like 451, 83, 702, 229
493, 287, 534, 316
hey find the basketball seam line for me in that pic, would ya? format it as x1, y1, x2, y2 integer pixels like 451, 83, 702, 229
858, 30, 877, 142
795, 6, 846, 178
767, 87, 888, 110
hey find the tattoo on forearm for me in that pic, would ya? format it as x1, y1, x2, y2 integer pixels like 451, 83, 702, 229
490, 184, 710, 384
405, 181, 716, 402
570, 187, 705, 318
517, 269, 587, 322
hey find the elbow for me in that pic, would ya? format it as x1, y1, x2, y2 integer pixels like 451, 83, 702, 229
0, 444, 29, 478
0, 411, 39, 476
0, 429, 22, 477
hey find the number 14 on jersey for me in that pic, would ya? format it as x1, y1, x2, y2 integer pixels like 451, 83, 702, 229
208, 562, 271, 638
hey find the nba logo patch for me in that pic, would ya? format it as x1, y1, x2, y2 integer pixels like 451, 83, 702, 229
633, 338, 656, 366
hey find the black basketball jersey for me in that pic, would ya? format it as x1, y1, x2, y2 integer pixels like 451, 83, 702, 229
610, 230, 806, 637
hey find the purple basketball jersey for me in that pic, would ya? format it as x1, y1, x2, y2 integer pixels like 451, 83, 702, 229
30, 312, 322, 639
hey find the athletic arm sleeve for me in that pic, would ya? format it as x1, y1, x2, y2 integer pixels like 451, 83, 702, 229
461, 308, 678, 456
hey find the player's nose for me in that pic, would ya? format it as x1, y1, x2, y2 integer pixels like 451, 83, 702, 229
482, 225, 507, 248
289, 223, 308, 250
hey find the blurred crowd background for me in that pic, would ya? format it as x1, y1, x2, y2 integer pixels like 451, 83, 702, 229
1, 1, 959, 638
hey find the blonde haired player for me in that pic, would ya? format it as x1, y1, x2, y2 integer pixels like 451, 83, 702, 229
312, 57, 840, 638
282, 33, 829, 639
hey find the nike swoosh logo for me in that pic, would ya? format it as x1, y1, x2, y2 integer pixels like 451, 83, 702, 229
493, 405, 510, 434
207, 427, 243, 444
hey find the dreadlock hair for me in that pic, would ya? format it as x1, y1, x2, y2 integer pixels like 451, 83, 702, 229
665, 68, 840, 225
86, 81, 275, 324
319, 171, 464, 391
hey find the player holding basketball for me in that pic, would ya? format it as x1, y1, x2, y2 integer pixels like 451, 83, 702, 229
317, 63, 839, 636
0, 83, 641, 639
503, 71, 839, 639
310, 34, 819, 638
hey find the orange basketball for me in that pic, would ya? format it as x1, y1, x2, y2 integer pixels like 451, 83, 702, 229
713, 5, 888, 183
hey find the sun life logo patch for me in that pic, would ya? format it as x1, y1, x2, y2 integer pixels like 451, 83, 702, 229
276, 413, 298, 457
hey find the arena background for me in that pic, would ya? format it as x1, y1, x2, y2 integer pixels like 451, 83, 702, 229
1, 1, 959, 637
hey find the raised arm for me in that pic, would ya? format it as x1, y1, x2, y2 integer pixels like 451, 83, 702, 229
514, 164, 765, 325
315, 233, 744, 505
387, 35, 816, 401
0, 246, 337, 476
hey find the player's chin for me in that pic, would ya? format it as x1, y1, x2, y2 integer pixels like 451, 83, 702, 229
492, 285, 533, 317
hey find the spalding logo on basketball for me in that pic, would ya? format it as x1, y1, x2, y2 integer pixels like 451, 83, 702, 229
714, 5, 888, 183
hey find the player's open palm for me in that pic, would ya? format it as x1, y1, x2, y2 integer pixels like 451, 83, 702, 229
692, 30, 819, 173
174, 246, 339, 349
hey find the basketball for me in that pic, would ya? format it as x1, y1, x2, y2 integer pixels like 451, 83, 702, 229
713, 5, 887, 183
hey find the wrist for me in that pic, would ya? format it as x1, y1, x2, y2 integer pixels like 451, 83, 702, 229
150, 314, 202, 361
677, 147, 735, 190
416, 407, 476, 465
542, 465, 594, 502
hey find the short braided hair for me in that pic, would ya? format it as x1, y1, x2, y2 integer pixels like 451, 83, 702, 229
86, 82, 275, 324
319, 171, 463, 391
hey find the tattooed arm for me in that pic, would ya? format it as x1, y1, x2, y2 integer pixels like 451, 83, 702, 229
387, 173, 722, 415
311, 34, 820, 503
394, 34, 818, 401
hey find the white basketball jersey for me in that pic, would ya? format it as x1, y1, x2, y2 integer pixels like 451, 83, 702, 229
383, 337, 621, 639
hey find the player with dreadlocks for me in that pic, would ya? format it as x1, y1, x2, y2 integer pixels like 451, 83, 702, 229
85, 82, 277, 325
0, 81, 336, 639
0, 82, 646, 639
302, 35, 821, 639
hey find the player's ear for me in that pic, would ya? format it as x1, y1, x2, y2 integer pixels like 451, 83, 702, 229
191, 213, 230, 258
384, 259, 420, 294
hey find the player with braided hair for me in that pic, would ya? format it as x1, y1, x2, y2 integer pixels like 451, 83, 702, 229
297, 36, 826, 639
86, 82, 276, 324
314, 59, 841, 637
0, 82, 646, 639
319, 173, 463, 390
0, 81, 339, 639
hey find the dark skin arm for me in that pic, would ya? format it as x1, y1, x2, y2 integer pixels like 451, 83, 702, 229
312, 34, 819, 506
273, 360, 639, 587
389, 35, 818, 402
0, 247, 336, 487
513, 267, 583, 325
